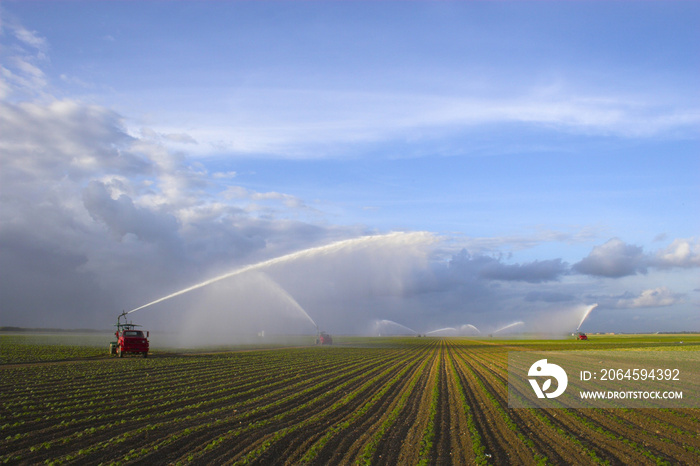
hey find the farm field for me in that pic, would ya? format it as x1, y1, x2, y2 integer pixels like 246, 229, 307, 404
1, 335, 699, 465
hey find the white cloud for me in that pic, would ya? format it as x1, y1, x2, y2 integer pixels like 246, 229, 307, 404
573, 238, 700, 279
1, 13, 696, 334
223, 186, 309, 211
0, 99, 145, 180
162, 133, 197, 144
145, 85, 700, 159
573, 238, 647, 277
652, 238, 700, 269
0, 15, 50, 98
615, 287, 681, 309
11, 24, 48, 52
212, 171, 237, 179
0, 92, 358, 328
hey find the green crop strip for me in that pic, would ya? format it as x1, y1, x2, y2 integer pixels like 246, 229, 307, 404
416, 347, 441, 466
298, 344, 434, 464
2, 353, 378, 458
117, 347, 419, 464
229, 348, 432, 465
461, 346, 606, 464
39, 352, 396, 465
453, 347, 550, 465
358, 347, 437, 466
457, 343, 668, 465
565, 409, 672, 466
1, 336, 697, 465
446, 347, 489, 465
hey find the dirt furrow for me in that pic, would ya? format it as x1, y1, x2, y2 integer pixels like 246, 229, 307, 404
451, 351, 531, 464
327, 344, 438, 465
463, 342, 693, 465
217, 346, 432, 465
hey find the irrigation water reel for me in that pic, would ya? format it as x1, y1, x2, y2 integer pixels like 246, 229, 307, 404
110, 311, 150, 358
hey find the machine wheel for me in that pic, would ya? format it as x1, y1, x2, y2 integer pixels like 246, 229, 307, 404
118, 346, 123, 358
143, 352, 148, 358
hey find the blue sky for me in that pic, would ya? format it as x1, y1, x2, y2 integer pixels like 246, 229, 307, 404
1, 1, 698, 335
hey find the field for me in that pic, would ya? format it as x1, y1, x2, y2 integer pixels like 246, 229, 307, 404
1, 334, 699, 465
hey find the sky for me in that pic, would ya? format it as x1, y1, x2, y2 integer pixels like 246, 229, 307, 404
1, 1, 698, 337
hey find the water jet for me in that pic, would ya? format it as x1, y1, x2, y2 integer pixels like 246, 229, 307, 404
493, 321, 524, 334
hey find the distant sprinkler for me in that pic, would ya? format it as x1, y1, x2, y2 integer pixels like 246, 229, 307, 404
426, 327, 458, 336
375, 319, 418, 336
576, 304, 598, 332
493, 321, 524, 334
459, 324, 481, 335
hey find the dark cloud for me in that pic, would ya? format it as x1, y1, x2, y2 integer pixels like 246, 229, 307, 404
82, 180, 180, 244
0, 230, 112, 328
448, 249, 567, 283
572, 238, 647, 277
480, 258, 568, 283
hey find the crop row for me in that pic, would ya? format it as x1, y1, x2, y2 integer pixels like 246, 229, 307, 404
1, 337, 698, 465
450, 340, 699, 465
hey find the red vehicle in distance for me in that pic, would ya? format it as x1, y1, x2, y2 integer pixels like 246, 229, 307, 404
316, 332, 333, 345
110, 311, 149, 358
575, 332, 588, 340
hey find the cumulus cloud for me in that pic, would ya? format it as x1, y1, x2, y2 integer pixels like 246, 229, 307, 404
614, 287, 682, 309
573, 238, 647, 277
651, 238, 700, 269
573, 238, 700, 279
82, 181, 180, 244
0, 32, 361, 327
0, 99, 147, 181
0, 93, 360, 327
1, 14, 696, 334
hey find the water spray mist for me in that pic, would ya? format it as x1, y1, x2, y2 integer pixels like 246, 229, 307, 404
576, 304, 598, 332
128, 231, 433, 315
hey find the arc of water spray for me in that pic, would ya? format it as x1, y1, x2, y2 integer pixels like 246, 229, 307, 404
460, 324, 481, 334
253, 272, 318, 330
493, 321, 524, 334
376, 319, 418, 335
576, 304, 598, 331
128, 231, 433, 314
427, 327, 458, 335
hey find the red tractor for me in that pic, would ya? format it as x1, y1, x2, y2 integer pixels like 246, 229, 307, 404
575, 332, 588, 340
110, 311, 149, 358
316, 332, 333, 345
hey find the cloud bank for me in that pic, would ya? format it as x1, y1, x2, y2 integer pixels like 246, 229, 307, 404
1, 11, 698, 335
573, 237, 700, 278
